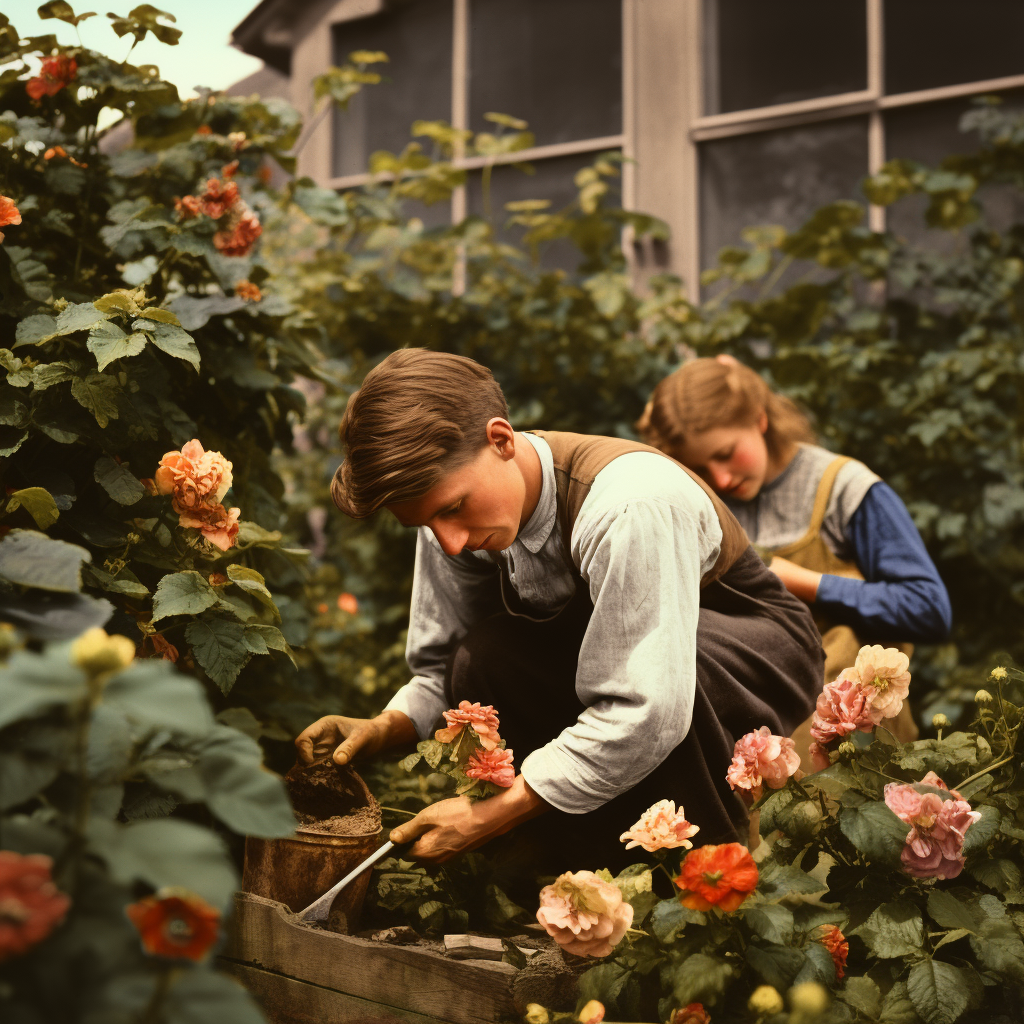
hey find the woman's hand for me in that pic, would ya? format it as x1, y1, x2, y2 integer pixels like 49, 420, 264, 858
390, 775, 547, 862
768, 556, 822, 604
294, 709, 416, 766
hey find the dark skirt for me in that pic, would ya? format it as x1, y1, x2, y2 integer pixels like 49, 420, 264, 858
443, 547, 824, 874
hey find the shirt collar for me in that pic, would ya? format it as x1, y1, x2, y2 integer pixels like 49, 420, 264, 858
515, 432, 557, 553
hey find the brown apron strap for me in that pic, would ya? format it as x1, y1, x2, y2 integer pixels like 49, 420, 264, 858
807, 456, 852, 536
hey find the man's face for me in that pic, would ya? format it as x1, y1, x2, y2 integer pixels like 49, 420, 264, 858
386, 441, 525, 556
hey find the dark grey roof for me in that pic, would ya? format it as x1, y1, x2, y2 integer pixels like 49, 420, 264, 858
231, 0, 300, 75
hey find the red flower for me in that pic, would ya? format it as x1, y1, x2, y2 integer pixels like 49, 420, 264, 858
671, 1005, 711, 1024
0, 851, 71, 962
221, 160, 240, 178
213, 208, 262, 257
126, 889, 220, 961
0, 195, 22, 243
195, 125, 212, 136
26, 54, 77, 101
235, 279, 262, 303
676, 843, 758, 913
818, 925, 849, 980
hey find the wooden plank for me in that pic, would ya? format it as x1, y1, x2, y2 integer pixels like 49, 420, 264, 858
226, 894, 516, 1024
220, 961, 450, 1024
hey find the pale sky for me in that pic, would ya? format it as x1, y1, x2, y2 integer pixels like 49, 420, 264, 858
3, 0, 266, 97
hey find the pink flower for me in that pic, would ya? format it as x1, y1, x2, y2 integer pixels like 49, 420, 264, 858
155, 440, 233, 511
464, 747, 515, 788
620, 799, 699, 853
885, 773, 981, 880
810, 669, 883, 745
434, 701, 501, 751
809, 741, 832, 771
0, 852, 71, 962
726, 727, 800, 800
850, 645, 911, 719
536, 871, 633, 958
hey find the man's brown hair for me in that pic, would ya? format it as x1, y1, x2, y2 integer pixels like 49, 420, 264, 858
636, 356, 815, 464
330, 348, 510, 518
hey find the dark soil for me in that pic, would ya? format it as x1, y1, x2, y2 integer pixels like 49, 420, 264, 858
285, 760, 381, 837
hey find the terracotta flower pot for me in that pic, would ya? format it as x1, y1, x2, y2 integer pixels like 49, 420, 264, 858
242, 762, 382, 932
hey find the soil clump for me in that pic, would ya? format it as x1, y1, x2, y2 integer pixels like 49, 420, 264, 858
285, 760, 381, 836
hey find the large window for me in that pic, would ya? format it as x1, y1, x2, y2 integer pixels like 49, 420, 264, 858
329, 0, 623, 244
691, 0, 1024, 284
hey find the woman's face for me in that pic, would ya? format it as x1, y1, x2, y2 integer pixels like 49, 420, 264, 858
675, 414, 773, 501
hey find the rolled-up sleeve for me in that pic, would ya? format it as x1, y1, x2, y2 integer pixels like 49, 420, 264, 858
384, 528, 501, 738
520, 460, 720, 813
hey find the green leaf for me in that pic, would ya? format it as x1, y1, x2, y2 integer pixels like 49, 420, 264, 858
6, 487, 60, 529
0, 751, 60, 810
152, 571, 218, 621
56, 301, 111, 336
0, 530, 90, 592
649, 897, 706, 943
841, 976, 882, 1020
84, 564, 148, 599
745, 943, 805, 991
241, 624, 293, 664
743, 903, 794, 944
961, 802, 1000, 855
668, 952, 734, 1008
793, 941, 837, 986
186, 618, 250, 693
851, 901, 924, 959
840, 800, 911, 867
87, 320, 147, 371
93, 456, 146, 505
133, 319, 200, 369
0, 647, 87, 728
927, 890, 976, 932
226, 564, 279, 617
71, 371, 121, 428
907, 960, 969, 1024
235, 521, 282, 548
756, 861, 827, 901
103, 659, 216, 737
136, 306, 180, 325
88, 817, 237, 910
13, 313, 58, 348
969, 857, 1022, 894
971, 917, 1024, 982
38, 2, 96, 28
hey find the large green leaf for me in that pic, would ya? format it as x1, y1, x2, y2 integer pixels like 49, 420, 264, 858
0, 751, 60, 810
927, 890, 976, 932
745, 943, 805, 991
0, 530, 90, 592
668, 952, 735, 1008
186, 617, 250, 693
743, 903, 794, 944
152, 571, 219, 621
839, 800, 911, 867
6, 487, 60, 529
134, 318, 200, 369
102, 659, 216, 738
851, 901, 924, 959
907, 960, 969, 1024
94, 456, 147, 505
226, 564, 278, 617
960, 803, 1000, 856
0, 647, 87, 728
87, 320, 147, 371
71, 371, 121, 428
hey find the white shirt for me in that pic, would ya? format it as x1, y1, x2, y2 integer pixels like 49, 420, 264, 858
384, 433, 723, 813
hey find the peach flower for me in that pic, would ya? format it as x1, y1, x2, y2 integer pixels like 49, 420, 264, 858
810, 668, 883, 745
850, 644, 911, 719
0, 852, 71, 961
464, 747, 515, 788
235, 279, 262, 303
175, 194, 202, 220
620, 799, 699, 853
535, 871, 633, 957
155, 439, 233, 511
214, 207, 262, 257
726, 726, 800, 800
434, 701, 501, 751
177, 503, 240, 551
0, 195, 22, 243
337, 592, 358, 614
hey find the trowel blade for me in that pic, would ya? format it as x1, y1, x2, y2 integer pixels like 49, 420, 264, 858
297, 840, 395, 923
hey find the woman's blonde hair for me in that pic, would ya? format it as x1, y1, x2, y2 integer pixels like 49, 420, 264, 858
637, 356, 815, 462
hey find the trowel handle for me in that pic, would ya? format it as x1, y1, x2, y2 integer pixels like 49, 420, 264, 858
297, 840, 396, 923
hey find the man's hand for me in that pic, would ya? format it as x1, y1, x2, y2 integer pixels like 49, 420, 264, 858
294, 709, 416, 766
390, 775, 547, 862
768, 556, 822, 604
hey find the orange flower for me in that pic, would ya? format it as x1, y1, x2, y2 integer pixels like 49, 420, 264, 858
676, 843, 758, 913
214, 207, 262, 257
155, 439, 233, 512
818, 925, 849, 980
0, 195, 22, 244
26, 54, 77, 101
44, 145, 66, 160
126, 889, 220, 961
0, 852, 71, 962
177, 502, 240, 551
337, 592, 358, 614
199, 178, 239, 220
317, 602, 329, 614
235, 279, 262, 303
221, 160, 239, 178
671, 1005, 711, 1024
175, 194, 203, 220
195, 124, 213, 136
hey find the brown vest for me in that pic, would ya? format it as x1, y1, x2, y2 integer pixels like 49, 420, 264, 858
530, 431, 750, 588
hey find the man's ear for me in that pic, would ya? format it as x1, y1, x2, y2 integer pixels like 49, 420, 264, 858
485, 417, 516, 459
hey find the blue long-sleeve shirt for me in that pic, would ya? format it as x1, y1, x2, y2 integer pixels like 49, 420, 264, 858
815, 482, 952, 643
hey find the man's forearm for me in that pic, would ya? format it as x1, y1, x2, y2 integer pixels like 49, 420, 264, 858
378, 709, 419, 748
476, 775, 548, 835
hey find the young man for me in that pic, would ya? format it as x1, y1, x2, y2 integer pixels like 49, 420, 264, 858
296, 349, 824, 870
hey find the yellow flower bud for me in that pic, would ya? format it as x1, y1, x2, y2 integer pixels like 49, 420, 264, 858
789, 981, 830, 1015
524, 1005, 550, 1024
837, 740, 856, 756
990, 666, 1008, 680
578, 1000, 605, 1024
931, 713, 951, 730
975, 689, 993, 703
71, 627, 135, 675
0, 622, 20, 659
748, 984, 784, 1014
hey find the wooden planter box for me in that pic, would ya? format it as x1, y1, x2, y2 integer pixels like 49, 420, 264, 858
221, 893, 519, 1024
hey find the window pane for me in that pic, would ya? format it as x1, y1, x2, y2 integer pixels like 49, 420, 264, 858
885, 0, 1024, 96
469, 0, 622, 146
885, 94, 1024, 246
699, 118, 869, 269
703, 0, 866, 115
331, 0, 453, 178
466, 153, 621, 271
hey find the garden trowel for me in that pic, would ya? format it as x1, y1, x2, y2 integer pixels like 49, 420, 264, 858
297, 840, 397, 923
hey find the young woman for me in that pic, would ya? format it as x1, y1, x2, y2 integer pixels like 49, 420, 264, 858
638, 355, 951, 749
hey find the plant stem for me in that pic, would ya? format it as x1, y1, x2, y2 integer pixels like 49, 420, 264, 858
957, 754, 1016, 790
380, 805, 417, 817
141, 966, 175, 1024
